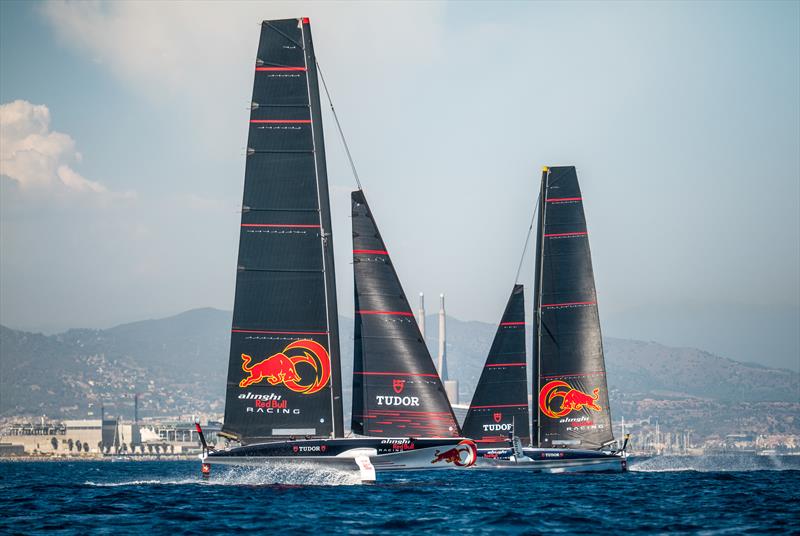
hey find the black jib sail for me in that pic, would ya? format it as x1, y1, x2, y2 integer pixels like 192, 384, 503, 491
351, 190, 460, 438
533, 166, 613, 449
462, 284, 530, 448
222, 18, 343, 443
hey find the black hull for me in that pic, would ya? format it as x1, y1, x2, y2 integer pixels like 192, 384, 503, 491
474, 447, 627, 473
208, 437, 466, 458
203, 437, 478, 479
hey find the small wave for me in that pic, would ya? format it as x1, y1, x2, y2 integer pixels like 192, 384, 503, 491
630, 454, 800, 472
85, 479, 197, 487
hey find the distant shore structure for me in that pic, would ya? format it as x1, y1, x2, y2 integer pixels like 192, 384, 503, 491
418, 292, 426, 340
438, 293, 459, 404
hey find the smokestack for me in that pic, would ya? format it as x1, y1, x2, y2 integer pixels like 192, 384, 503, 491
134, 393, 139, 424
438, 293, 448, 381
418, 292, 426, 340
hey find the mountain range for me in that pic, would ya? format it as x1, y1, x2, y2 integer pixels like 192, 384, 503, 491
1, 308, 797, 439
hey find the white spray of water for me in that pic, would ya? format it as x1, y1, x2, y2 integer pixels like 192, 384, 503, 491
85, 462, 363, 487
630, 454, 800, 473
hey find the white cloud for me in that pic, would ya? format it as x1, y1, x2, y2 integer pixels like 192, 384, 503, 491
0, 99, 133, 198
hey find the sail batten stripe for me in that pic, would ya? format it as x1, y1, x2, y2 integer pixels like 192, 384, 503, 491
541, 301, 596, 308
470, 403, 528, 409
486, 363, 526, 367
354, 371, 439, 377
232, 329, 328, 335
255, 66, 307, 71
540, 371, 606, 379
544, 231, 587, 238
499, 321, 525, 326
356, 310, 414, 316
547, 197, 582, 202
353, 249, 388, 255
241, 223, 320, 228
250, 119, 312, 124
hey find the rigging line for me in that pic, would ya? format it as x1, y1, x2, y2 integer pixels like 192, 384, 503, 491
513, 189, 541, 284
316, 61, 363, 191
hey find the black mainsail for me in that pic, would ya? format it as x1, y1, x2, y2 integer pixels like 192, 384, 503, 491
351, 190, 460, 438
462, 284, 530, 448
222, 18, 343, 442
533, 166, 613, 450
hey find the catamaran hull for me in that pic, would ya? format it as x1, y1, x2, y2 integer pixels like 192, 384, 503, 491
473, 448, 627, 473
202, 437, 477, 481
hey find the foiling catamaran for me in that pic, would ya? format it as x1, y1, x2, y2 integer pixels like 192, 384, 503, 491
196, 18, 475, 482
461, 166, 628, 472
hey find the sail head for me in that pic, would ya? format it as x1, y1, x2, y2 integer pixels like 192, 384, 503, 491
222, 18, 343, 443
351, 190, 460, 438
533, 166, 613, 450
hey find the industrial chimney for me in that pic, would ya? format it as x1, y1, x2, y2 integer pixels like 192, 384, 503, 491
438, 294, 447, 380
438, 294, 459, 404
418, 292, 426, 340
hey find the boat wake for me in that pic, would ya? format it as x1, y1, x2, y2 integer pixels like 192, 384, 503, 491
84, 462, 362, 487
630, 454, 800, 472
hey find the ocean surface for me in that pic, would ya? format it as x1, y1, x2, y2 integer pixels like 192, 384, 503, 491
1, 456, 798, 535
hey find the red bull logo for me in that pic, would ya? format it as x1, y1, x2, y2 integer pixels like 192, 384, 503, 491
239, 339, 330, 395
430, 440, 477, 467
538, 380, 602, 419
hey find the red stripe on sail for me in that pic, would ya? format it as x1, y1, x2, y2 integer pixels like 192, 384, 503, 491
232, 329, 328, 335
255, 67, 307, 71
353, 249, 388, 255
250, 119, 311, 124
356, 310, 414, 316
470, 403, 528, 409
540, 371, 606, 379
546, 197, 582, 202
541, 301, 596, 308
499, 321, 525, 326
354, 372, 439, 377
241, 223, 320, 228
544, 232, 587, 238
486, 363, 526, 367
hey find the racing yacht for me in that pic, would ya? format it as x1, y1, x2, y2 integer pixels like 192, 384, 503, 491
461, 166, 627, 473
197, 18, 474, 482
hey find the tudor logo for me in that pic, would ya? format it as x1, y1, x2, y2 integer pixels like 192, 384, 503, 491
376, 395, 420, 406
393, 379, 405, 394
483, 423, 512, 432
493, 412, 503, 423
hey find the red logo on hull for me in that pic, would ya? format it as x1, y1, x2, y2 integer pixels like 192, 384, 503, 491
430, 440, 477, 467
493, 412, 503, 423
239, 339, 331, 395
538, 380, 602, 419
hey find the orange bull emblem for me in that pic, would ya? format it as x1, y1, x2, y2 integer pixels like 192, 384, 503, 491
239, 339, 331, 395
538, 380, 602, 419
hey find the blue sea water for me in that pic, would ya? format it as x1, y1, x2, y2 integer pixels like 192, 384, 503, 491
1, 456, 798, 535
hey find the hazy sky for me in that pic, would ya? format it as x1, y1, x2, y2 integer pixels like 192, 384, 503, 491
1, 1, 798, 369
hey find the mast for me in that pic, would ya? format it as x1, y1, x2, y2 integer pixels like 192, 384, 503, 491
462, 284, 530, 448
350, 190, 460, 438
222, 18, 342, 443
532, 167, 548, 447
301, 18, 344, 438
533, 166, 614, 450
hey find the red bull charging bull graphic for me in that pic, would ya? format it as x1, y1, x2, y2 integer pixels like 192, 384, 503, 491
239, 339, 331, 395
538, 380, 602, 419
430, 440, 478, 467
